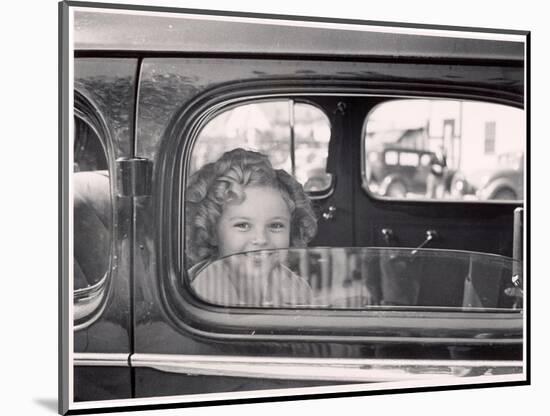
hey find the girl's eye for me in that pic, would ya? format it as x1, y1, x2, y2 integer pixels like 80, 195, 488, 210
269, 222, 286, 231
234, 222, 250, 231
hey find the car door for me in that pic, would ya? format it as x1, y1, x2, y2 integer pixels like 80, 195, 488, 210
131, 57, 361, 397
72, 58, 137, 401
129, 16, 524, 400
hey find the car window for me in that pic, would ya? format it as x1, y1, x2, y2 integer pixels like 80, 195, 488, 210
384, 151, 398, 165
189, 99, 332, 194
363, 99, 525, 201
189, 247, 522, 311
73, 115, 111, 298
399, 152, 419, 167
183, 96, 526, 310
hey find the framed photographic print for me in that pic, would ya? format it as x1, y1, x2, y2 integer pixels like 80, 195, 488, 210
59, 0, 529, 414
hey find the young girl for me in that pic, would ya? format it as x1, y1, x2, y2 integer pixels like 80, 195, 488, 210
185, 148, 317, 307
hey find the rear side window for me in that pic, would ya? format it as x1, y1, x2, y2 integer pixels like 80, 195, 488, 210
364, 99, 525, 202
73, 115, 112, 322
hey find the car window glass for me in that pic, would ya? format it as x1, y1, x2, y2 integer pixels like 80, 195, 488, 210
190, 247, 522, 311
385, 151, 398, 165
293, 102, 332, 192
400, 152, 419, 167
190, 100, 332, 192
364, 99, 525, 201
73, 116, 111, 293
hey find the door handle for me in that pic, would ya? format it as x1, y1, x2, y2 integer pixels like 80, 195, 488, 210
381, 228, 394, 245
322, 206, 337, 220
411, 230, 438, 256
379, 228, 438, 259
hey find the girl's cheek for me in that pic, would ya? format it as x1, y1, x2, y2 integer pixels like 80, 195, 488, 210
276, 231, 291, 247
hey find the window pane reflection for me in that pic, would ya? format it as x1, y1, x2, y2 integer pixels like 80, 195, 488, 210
189, 247, 522, 311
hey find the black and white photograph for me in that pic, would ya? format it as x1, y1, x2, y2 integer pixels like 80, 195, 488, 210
56, 0, 532, 414
9, 0, 550, 414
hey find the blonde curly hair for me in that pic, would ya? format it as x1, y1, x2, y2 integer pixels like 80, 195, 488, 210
185, 148, 317, 266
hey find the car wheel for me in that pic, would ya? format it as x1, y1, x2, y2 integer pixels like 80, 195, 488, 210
386, 181, 407, 198
449, 172, 468, 197
491, 188, 517, 200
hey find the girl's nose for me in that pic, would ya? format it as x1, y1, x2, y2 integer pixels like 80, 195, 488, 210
251, 228, 268, 247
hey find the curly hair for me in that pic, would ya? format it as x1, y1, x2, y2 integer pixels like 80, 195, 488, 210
185, 148, 317, 266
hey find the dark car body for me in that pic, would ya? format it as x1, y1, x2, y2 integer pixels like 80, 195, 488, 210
61, 3, 527, 412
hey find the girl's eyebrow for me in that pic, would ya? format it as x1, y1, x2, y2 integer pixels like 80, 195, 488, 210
228, 216, 251, 221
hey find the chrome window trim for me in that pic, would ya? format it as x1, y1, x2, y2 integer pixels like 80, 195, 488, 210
73, 353, 129, 367
73, 273, 108, 327
131, 353, 523, 382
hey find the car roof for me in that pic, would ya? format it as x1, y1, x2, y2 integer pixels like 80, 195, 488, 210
73, 7, 525, 63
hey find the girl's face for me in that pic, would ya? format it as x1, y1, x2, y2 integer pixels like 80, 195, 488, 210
215, 186, 291, 259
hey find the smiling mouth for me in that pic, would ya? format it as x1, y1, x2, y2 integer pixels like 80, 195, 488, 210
245, 251, 273, 265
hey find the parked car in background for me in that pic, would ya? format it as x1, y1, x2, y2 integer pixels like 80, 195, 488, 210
451, 152, 524, 201
366, 147, 437, 198
476, 152, 524, 200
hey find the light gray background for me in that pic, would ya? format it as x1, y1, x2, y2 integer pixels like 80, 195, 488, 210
3, 0, 546, 414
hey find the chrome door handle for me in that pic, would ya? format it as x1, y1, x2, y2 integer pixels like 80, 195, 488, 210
322, 206, 337, 220
411, 230, 438, 256
381, 228, 394, 245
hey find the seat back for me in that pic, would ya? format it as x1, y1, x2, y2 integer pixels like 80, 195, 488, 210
73, 171, 112, 290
